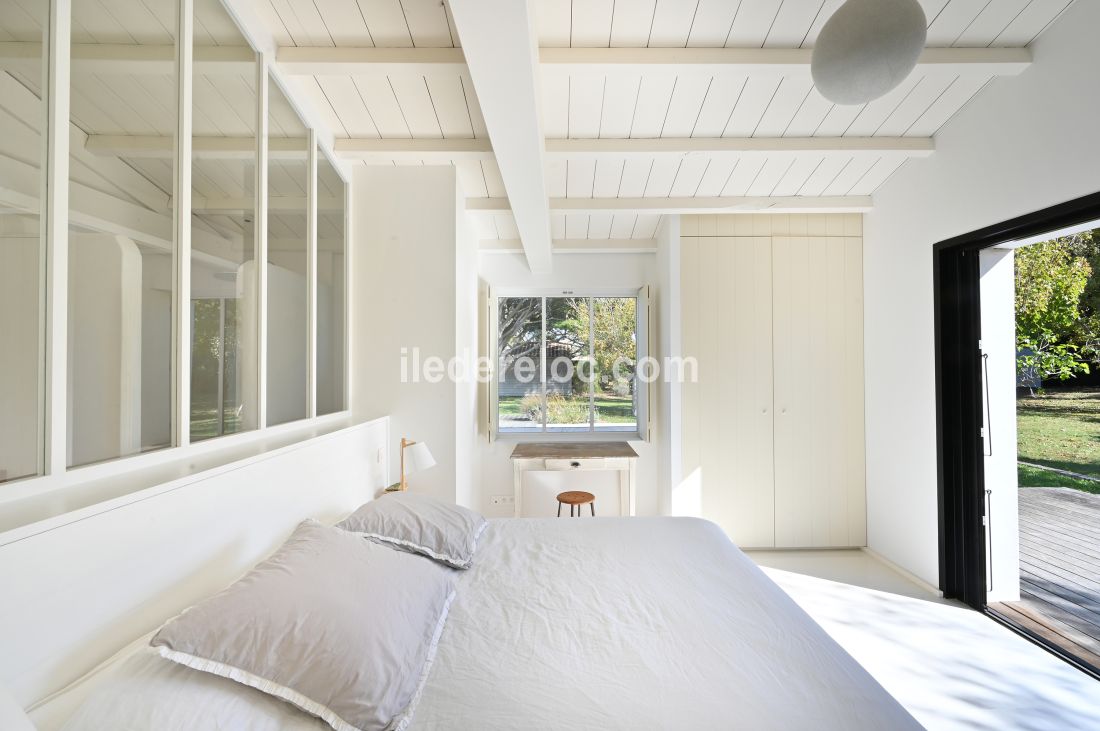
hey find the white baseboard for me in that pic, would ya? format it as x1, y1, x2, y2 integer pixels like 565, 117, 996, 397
860, 546, 943, 598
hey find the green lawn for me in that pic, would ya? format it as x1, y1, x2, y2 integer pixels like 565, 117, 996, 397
499, 393, 635, 423
1017, 463, 1100, 494
1017, 388, 1100, 493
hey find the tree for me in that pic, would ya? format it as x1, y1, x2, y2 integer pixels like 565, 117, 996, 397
1015, 238, 1091, 383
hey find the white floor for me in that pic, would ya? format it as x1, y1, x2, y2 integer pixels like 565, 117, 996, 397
746, 549, 1100, 731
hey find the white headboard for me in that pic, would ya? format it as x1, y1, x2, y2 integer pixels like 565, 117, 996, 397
0, 418, 388, 710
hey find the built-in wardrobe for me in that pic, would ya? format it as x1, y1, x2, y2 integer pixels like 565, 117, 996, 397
679, 213, 865, 549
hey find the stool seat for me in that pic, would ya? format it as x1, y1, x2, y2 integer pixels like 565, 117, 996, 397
556, 491, 595, 517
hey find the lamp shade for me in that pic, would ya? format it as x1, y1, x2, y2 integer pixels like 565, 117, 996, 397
811, 0, 927, 106
404, 441, 436, 475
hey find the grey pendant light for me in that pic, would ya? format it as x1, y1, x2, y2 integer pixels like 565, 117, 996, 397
811, 0, 928, 105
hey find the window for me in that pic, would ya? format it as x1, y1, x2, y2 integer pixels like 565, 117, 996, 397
493, 291, 648, 437
67, 0, 177, 468
265, 81, 309, 426
0, 0, 46, 483
316, 150, 346, 416
190, 0, 259, 441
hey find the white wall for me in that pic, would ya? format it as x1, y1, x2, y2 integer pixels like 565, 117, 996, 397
350, 166, 476, 503
655, 216, 681, 516
476, 252, 660, 517
1, 418, 388, 714
863, 0, 1100, 587
454, 185, 480, 509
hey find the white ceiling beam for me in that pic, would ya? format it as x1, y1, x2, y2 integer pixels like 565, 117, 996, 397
3, 43, 1029, 80
0, 42, 253, 75
84, 134, 933, 162
538, 47, 1031, 78
545, 137, 933, 159
85, 135, 307, 160
480, 238, 657, 254
467, 196, 873, 215
271, 45, 1029, 79
276, 46, 465, 76
449, 0, 552, 273
187, 196, 343, 214
335, 137, 493, 163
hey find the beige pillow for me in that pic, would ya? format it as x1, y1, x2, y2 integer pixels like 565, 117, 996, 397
152, 520, 455, 731
337, 493, 488, 569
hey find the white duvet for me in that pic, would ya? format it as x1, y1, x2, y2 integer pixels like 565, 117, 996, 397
49, 517, 920, 730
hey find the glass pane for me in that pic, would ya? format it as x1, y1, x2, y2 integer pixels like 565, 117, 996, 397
498, 297, 542, 433
316, 151, 345, 415
190, 0, 258, 441
68, 0, 177, 467
545, 297, 593, 432
0, 0, 46, 482
266, 81, 309, 426
593, 297, 637, 432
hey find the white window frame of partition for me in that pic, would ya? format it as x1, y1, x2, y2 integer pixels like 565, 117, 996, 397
0, 0, 352, 514
489, 287, 650, 443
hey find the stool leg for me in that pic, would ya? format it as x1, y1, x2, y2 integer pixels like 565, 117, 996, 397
591, 502, 595, 517
557, 501, 562, 517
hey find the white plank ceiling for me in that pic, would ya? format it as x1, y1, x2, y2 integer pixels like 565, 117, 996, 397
264, 0, 1073, 241
0, 0, 1076, 247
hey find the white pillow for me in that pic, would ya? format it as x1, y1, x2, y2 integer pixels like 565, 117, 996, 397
337, 493, 488, 569
0, 685, 34, 731
150, 520, 455, 731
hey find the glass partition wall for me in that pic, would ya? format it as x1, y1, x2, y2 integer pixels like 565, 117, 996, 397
190, 0, 259, 441
266, 82, 310, 426
0, 0, 47, 482
316, 150, 346, 416
1, 0, 348, 486
67, 0, 178, 467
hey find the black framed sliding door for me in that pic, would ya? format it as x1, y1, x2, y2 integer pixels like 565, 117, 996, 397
935, 192, 1100, 612
934, 243, 987, 609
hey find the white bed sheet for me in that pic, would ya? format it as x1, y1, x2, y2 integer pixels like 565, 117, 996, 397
40, 517, 920, 730
413, 517, 920, 730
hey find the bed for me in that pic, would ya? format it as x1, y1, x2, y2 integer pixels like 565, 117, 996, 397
37, 516, 920, 730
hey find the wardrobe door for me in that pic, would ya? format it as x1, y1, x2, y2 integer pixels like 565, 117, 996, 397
773, 237, 866, 547
682, 236, 775, 547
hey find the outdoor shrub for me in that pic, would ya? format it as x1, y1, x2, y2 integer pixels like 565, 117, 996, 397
611, 378, 632, 397
520, 391, 590, 424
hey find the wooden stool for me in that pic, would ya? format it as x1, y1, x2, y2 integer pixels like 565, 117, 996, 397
557, 491, 595, 517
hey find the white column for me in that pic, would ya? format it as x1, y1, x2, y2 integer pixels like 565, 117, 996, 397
173, 0, 193, 448
306, 128, 317, 418
255, 56, 269, 429
44, 0, 71, 474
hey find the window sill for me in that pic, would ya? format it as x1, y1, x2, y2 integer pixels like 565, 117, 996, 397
494, 431, 645, 443
0, 412, 355, 536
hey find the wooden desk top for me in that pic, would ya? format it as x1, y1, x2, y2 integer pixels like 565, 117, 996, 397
509, 442, 638, 459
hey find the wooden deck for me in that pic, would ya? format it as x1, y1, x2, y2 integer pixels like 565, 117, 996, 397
991, 487, 1100, 670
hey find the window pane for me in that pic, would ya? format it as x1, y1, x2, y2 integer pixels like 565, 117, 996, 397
0, 0, 46, 482
68, 0, 177, 467
316, 151, 345, 415
498, 297, 542, 432
545, 297, 593, 432
190, 0, 258, 441
266, 82, 309, 426
593, 297, 637, 432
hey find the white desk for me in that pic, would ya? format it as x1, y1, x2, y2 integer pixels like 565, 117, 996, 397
509, 442, 638, 518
